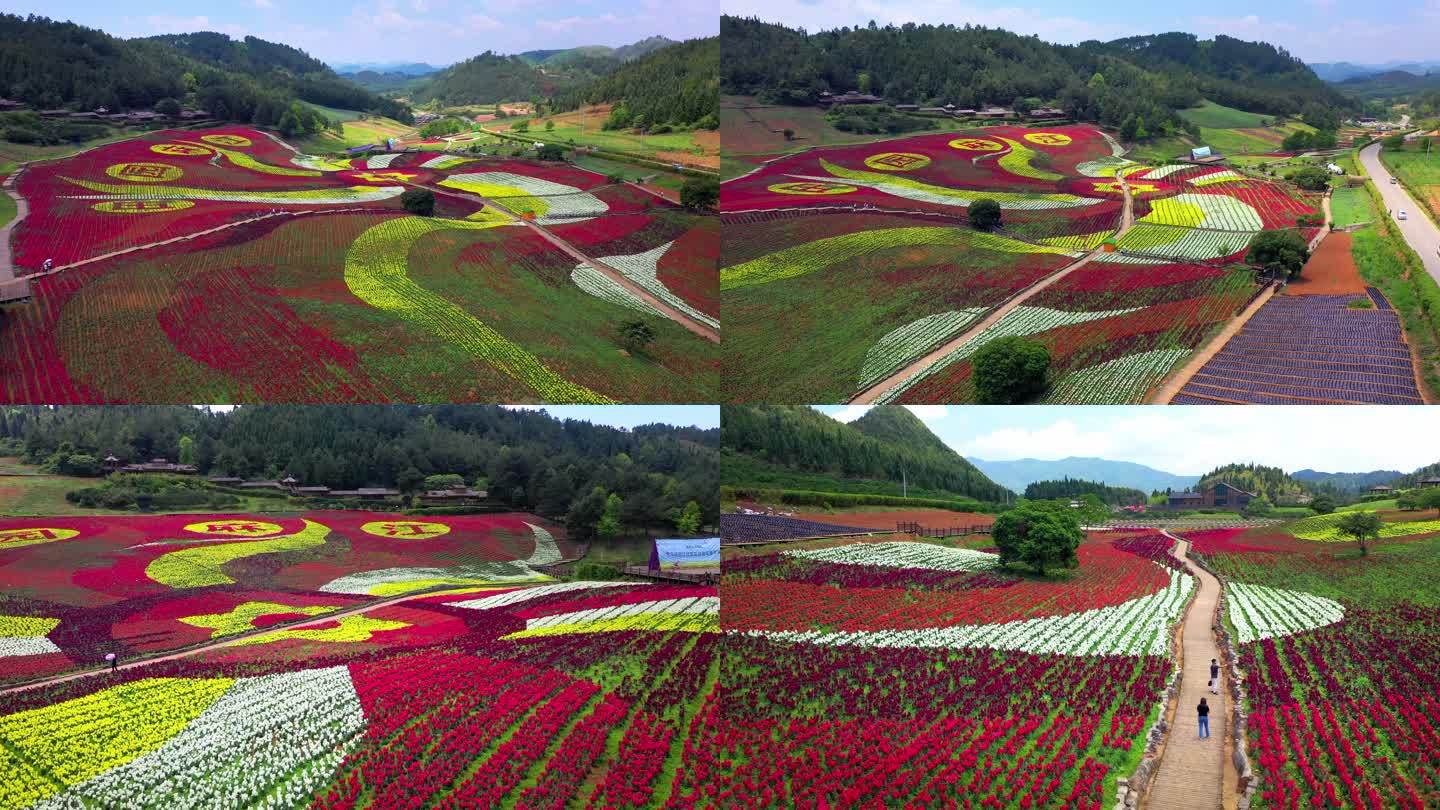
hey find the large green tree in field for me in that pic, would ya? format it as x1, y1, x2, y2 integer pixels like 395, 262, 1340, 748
991, 500, 1083, 576
973, 337, 1050, 404
1336, 511, 1382, 556
1248, 229, 1309, 278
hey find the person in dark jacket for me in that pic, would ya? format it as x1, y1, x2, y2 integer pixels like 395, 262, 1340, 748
1211, 658, 1221, 694
1197, 697, 1211, 739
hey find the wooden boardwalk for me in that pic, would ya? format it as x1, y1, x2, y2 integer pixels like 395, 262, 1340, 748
1144, 536, 1227, 810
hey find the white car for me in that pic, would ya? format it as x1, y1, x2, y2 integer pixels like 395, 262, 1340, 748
1391, 177, 1398, 184
1398, 210, 1408, 220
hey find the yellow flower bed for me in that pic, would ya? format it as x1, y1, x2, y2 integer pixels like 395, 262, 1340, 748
1290, 515, 1440, 542
502, 610, 717, 640
343, 216, 615, 403
996, 137, 1063, 181
0, 616, 59, 637
227, 615, 408, 647
179, 601, 337, 638
146, 520, 331, 588
0, 677, 232, 808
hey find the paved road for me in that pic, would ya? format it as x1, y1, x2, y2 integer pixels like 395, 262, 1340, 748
1144, 535, 1227, 810
1358, 142, 1440, 286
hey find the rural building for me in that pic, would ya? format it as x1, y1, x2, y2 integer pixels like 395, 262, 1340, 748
0, 98, 24, 110
1167, 482, 1255, 510
418, 484, 488, 505
296, 486, 332, 496
952, 108, 978, 117
1421, 477, 1440, 488
1028, 106, 1065, 119
974, 106, 1014, 119
0, 277, 31, 306
329, 487, 401, 500
817, 91, 882, 106
239, 480, 286, 490
894, 104, 919, 112
118, 458, 198, 475
207, 476, 242, 485
1368, 485, 1393, 494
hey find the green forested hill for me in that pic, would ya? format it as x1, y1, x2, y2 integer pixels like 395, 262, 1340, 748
0, 15, 409, 125
553, 37, 719, 128
722, 405, 1010, 503
722, 16, 1349, 134
1198, 463, 1311, 502
0, 406, 717, 535
1024, 477, 1147, 505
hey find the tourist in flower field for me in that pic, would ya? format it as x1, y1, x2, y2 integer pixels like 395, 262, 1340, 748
1197, 697, 1211, 739
1210, 658, 1220, 694
104, 652, 116, 672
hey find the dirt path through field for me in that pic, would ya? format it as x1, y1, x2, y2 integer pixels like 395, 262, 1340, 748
1151, 286, 1275, 403
0, 169, 29, 283
1143, 533, 1229, 810
1286, 231, 1366, 295
417, 179, 720, 343
0, 587, 457, 696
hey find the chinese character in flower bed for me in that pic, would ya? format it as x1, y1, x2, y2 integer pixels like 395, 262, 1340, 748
0, 580, 719, 809
0, 510, 581, 686
712, 530, 1193, 806
1183, 524, 1440, 808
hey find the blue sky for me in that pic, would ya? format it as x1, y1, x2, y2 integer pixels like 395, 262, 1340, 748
812, 405, 1440, 475
721, 0, 1440, 64
11, 0, 717, 65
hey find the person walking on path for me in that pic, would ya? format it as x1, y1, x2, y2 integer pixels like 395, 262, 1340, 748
1210, 658, 1221, 694
1197, 698, 1211, 739
105, 652, 117, 672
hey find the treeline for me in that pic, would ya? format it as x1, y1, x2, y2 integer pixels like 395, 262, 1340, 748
0, 406, 718, 541
722, 405, 1010, 503
553, 38, 719, 130
1024, 477, 1146, 505
721, 16, 1349, 134
0, 16, 410, 127
1197, 463, 1311, 503
1388, 461, 1440, 490
411, 53, 556, 106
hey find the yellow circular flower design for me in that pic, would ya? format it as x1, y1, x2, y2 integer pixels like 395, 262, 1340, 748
151, 143, 212, 157
105, 162, 183, 183
863, 152, 932, 171
0, 527, 80, 549
767, 181, 857, 196
361, 520, 452, 540
92, 200, 196, 214
948, 138, 1004, 152
1024, 132, 1073, 146
183, 520, 284, 537
201, 134, 253, 147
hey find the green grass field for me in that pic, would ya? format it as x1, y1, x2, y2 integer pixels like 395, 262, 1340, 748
0, 128, 145, 174
0, 188, 15, 229
1330, 186, 1372, 227
1380, 143, 1440, 223
294, 116, 416, 152
1336, 498, 1398, 512
0, 472, 285, 516
571, 154, 689, 191
1177, 100, 1274, 129
721, 95, 967, 157
302, 103, 366, 123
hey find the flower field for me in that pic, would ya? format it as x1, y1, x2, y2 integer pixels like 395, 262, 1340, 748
1173, 293, 1424, 404
714, 530, 1193, 805
0, 508, 718, 808
1185, 525, 1440, 808
3, 128, 718, 403
0, 511, 575, 684
721, 124, 1320, 402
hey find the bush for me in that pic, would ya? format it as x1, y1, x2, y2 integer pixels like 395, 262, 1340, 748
972, 337, 1050, 404
574, 562, 622, 580
991, 500, 1082, 577
969, 198, 1002, 231
1248, 229, 1309, 278
680, 177, 719, 211
1289, 165, 1332, 192
400, 188, 435, 216
536, 143, 565, 161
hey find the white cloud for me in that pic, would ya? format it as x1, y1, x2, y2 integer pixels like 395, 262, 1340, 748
820, 405, 947, 423
828, 405, 871, 423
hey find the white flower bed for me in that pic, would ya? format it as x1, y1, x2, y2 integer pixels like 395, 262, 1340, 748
318, 563, 547, 595
572, 242, 720, 329
364, 154, 401, 169
419, 154, 476, 170
1189, 170, 1245, 187
523, 522, 563, 567
0, 636, 61, 658
1139, 164, 1193, 180
785, 541, 1000, 572
1041, 348, 1191, 404
742, 565, 1194, 658
524, 596, 719, 630
1226, 582, 1345, 644
859, 309, 988, 390
441, 171, 608, 224
875, 305, 1142, 403
37, 667, 364, 810
446, 581, 642, 611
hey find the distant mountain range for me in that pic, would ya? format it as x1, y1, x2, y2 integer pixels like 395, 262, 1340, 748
1310, 60, 1440, 82
969, 457, 1199, 496
329, 61, 443, 76
1293, 468, 1406, 494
